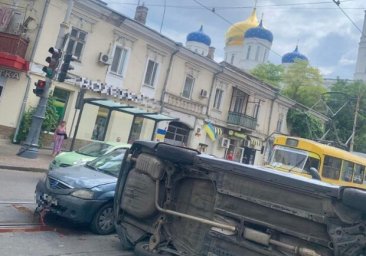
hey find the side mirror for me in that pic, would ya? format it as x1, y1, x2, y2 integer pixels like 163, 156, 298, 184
308, 167, 321, 180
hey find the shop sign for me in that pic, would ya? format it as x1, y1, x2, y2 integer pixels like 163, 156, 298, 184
228, 130, 247, 139
0, 69, 20, 80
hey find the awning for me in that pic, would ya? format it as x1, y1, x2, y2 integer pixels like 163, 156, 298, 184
83, 98, 178, 121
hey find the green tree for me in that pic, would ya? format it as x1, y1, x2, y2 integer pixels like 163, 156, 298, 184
286, 108, 323, 139
326, 80, 366, 152
250, 63, 284, 88
282, 60, 326, 107
14, 96, 59, 145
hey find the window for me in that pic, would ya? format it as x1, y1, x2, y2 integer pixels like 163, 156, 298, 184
341, 161, 354, 182
276, 114, 284, 132
0, 76, 6, 97
230, 54, 235, 64
263, 49, 268, 62
213, 88, 223, 110
182, 75, 194, 98
246, 46, 252, 60
255, 46, 260, 61
323, 156, 342, 180
144, 59, 159, 87
354, 164, 364, 184
230, 89, 247, 113
66, 27, 87, 59
111, 46, 128, 76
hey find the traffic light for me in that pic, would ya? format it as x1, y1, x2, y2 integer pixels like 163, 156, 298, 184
58, 54, 76, 82
42, 47, 62, 79
33, 80, 46, 97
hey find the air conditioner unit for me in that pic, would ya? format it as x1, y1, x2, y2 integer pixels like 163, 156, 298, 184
98, 53, 111, 65
200, 89, 208, 98
220, 138, 230, 148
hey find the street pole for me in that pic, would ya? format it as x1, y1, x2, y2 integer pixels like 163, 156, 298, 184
350, 94, 360, 152
18, 0, 74, 158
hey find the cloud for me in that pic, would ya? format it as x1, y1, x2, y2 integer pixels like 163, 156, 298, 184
105, 0, 366, 80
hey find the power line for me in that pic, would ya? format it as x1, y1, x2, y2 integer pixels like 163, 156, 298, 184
192, 0, 283, 58
332, 0, 363, 34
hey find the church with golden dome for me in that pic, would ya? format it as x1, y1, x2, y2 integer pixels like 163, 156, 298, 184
223, 8, 274, 71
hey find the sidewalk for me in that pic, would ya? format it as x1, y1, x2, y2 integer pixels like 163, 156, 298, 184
0, 140, 54, 172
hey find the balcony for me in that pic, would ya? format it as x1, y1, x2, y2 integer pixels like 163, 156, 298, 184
0, 32, 29, 71
227, 111, 257, 130
163, 92, 206, 115
0, 32, 29, 57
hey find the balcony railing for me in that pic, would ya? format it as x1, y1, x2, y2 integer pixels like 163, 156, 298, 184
163, 92, 206, 115
0, 32, 29, 58
227, 111, 257, 130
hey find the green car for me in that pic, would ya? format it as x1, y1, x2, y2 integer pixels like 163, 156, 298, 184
49, 141, 130, 170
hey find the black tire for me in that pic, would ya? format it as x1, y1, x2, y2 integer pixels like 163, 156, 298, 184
90, 203, 115, 235
134, 241, 173, 256
116, 225, 134, 250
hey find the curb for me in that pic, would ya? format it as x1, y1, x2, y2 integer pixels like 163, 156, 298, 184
0, 165, 47, 173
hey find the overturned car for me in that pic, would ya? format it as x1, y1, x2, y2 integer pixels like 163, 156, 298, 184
114, 141, 366, 256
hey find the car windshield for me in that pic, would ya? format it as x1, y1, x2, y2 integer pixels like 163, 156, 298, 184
86, 148, 126, 177
268, 146, 308, 172
75, 142, 113, 157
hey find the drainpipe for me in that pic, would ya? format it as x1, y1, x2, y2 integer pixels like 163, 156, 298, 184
159, 45, 180, 114
13, 0, 50, 143
267, 91, 279, 136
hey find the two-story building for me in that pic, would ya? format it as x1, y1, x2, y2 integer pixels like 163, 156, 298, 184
0, 0, 323, 165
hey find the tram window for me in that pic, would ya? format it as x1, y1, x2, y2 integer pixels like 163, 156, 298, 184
304, 157, 320, 173
353, 164, 364, 184
323, 156, 341, 180
341, 161, 354, 182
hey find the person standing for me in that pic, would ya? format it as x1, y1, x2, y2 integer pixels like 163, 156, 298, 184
52, 120, 67, 157
226, 150, 234, 161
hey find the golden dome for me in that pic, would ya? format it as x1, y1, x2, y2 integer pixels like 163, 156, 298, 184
225, 8, 259, 46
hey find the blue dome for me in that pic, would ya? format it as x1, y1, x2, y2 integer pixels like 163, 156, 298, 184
282, 46, 308, 64
244, 20, 273, 43
186, 25, 211, 46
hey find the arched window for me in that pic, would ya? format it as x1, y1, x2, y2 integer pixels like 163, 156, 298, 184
164, 122, 190, 146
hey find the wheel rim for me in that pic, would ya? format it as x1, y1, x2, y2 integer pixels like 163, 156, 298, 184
98, 206, 114, 232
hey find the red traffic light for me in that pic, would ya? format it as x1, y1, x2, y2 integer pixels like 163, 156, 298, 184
37, 80, 46, 88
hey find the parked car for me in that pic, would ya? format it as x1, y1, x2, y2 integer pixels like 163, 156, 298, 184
114, 141, 366, 256
36, 147, 128, 235
49, 141, 129, 170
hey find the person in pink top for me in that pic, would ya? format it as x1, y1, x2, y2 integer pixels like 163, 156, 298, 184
52, 120, 67, 157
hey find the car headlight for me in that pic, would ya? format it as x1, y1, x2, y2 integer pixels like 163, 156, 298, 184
73, 159, 88, 165
71, 189, 94, 199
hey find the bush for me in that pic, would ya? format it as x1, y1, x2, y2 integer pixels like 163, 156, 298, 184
13, 96, 59, 145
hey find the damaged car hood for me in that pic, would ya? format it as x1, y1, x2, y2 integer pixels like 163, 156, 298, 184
48, 165, 116, 189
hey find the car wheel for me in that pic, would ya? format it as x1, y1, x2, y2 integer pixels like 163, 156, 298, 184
115, 225, 133, 250
134, 241, 173, 256
90, 203, 115, 235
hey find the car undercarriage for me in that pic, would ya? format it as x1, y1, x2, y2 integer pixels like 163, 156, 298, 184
114, 141, 366, 256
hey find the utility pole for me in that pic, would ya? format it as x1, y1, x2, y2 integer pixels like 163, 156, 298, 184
350, 94, 360, 152
18, 0, 74, 158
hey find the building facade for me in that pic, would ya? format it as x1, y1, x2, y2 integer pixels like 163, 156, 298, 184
0, 0, 300, 165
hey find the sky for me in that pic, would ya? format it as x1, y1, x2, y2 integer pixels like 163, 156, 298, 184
104, 0, 366, 80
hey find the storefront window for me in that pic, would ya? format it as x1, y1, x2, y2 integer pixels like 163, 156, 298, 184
92, 107, 108, 141
52, 87, 70, 123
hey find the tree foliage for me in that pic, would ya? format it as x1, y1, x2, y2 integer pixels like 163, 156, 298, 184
14, 96, 59, 145
250, 63, 284, 88
281, 60, 326, 107
286, 108, 323, 139
325, 80, 366, 152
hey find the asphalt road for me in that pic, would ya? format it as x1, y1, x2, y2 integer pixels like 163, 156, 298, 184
0, 169, 133, 256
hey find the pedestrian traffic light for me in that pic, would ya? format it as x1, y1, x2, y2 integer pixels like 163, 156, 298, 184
58, 54, 76, 82
42, 47, 62, 79
33, 80, 46, 97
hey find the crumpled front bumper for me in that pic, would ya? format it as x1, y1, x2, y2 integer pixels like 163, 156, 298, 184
35, 180, 107, 224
